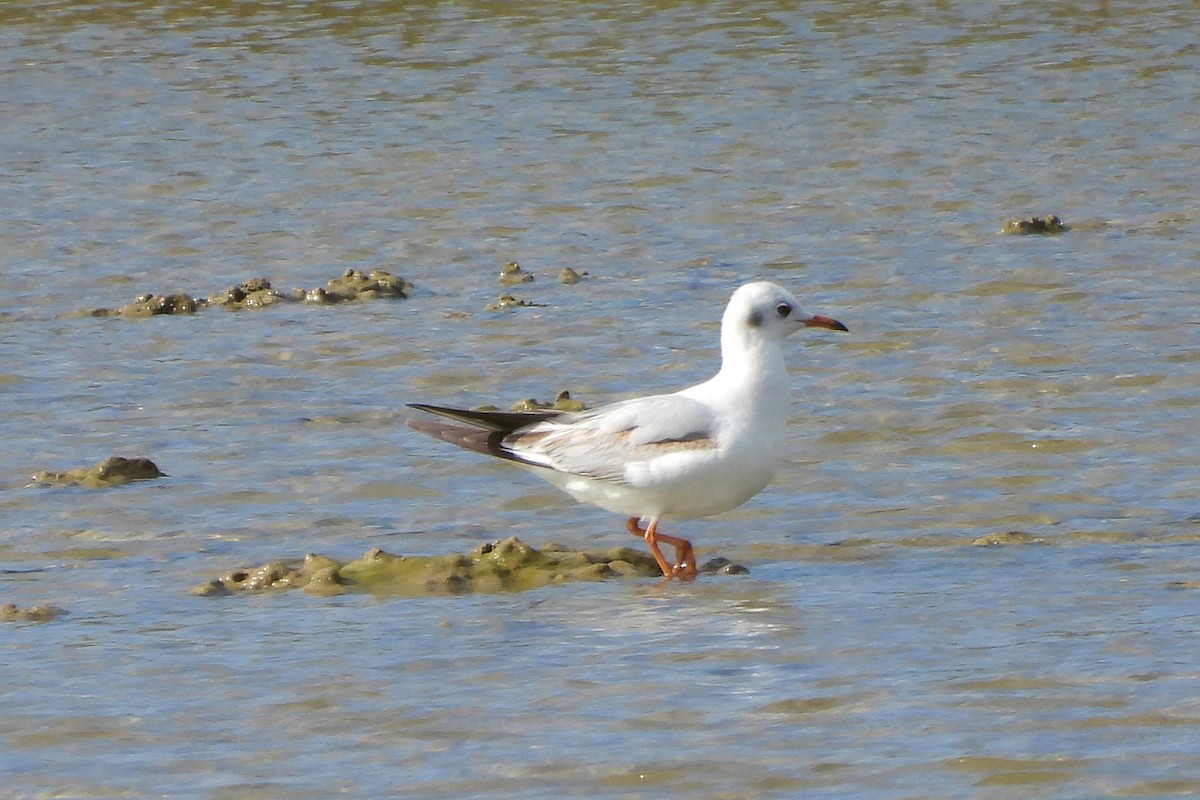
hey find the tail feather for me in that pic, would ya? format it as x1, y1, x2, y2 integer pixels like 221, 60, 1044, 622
405, 403, 562, 433
405, 403, 561, 466
405, 417, 512, 460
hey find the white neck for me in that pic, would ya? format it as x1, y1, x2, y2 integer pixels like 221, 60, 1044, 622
681, 328, 791, 429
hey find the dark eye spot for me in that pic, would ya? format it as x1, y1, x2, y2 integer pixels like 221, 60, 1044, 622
776, 302, 792, 318
748, 310, 763, 327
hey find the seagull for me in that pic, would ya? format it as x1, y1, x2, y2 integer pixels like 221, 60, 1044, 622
406, 281, 847, 580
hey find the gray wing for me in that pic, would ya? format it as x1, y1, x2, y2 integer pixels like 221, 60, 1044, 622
503, 393, 718, 482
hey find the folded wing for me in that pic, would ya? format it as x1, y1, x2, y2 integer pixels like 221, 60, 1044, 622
407, 394, 718, 486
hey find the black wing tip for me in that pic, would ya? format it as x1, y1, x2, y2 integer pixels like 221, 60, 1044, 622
405, 402, 491, 427
406, 402, 565, 433
406, 402, 449, 415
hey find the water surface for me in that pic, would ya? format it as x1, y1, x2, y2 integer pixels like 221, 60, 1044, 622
2, 1, 1199, 797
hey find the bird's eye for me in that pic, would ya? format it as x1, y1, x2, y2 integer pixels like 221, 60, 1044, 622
775, 302, 792, 318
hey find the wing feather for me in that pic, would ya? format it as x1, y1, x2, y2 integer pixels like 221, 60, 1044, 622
502, 394, 719, 483
405, 403, 562, 431
408, 395, 720, 486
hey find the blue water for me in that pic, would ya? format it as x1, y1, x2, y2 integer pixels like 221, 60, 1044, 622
2, 1, 1199, 797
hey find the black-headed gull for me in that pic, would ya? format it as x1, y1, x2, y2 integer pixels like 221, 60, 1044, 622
407, 281, 847, 579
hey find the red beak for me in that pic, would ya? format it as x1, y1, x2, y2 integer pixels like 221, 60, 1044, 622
805, 314, 849, 332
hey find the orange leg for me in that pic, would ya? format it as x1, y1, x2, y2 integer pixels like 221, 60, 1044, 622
625, 517, 698, 580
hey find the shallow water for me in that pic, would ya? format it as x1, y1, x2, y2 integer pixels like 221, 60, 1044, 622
3, 1, 1200, 797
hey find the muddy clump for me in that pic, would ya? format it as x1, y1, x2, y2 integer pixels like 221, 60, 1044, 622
498, 261, 534, 285
90, 291, 200, 318
192, 536, 747, 598
305, 269, 413, 303
1, 604, 69, 623
1001, 214, 1067, 235
31, 456, 166, 488
509, 390, 586, 413
209, 277, 287, 309
212, 270, 414, 306
972, 531, 1044, 546
75, 270, 414, 318
486, 293, 544, 311
699, 557, 750, 575
558, 267, 587, 285
193, 553, 345, 597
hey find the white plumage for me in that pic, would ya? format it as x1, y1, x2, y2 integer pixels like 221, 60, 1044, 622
407, 281, 847, 579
